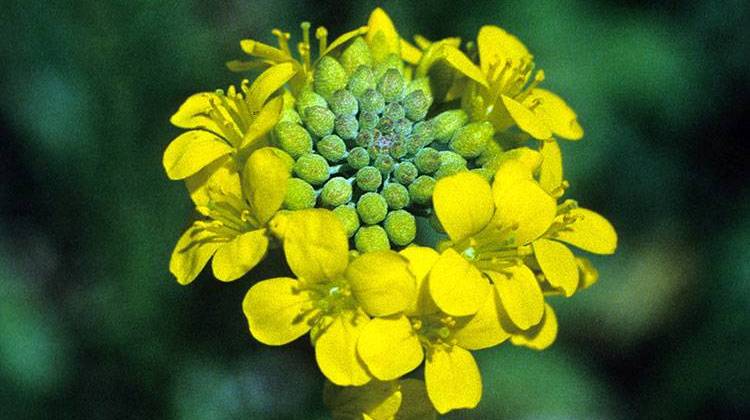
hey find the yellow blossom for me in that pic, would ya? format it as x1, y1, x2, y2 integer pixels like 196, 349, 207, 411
532, 140, 617, 297
428, 157, 556, 330
242, 209, 416, 386
356, 246, 508, 414
439, 25, 583, 141
168, 147, 291, 285
324, 378, 436, 420
163, 63, 296, 185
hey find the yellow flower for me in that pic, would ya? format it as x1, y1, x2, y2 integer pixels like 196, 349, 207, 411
324, 378, 436, 420
356, 246, 508, 414
163, 63, 296, 186
442, 25, 583, 141
242, 209, 416, 386
532, 140, 617, 297
168, 147, 291, 284
427, 157, 557, 333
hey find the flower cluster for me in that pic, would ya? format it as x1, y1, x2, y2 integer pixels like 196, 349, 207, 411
164, 8, 616, 418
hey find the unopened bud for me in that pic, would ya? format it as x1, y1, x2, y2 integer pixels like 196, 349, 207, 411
317, 134, 346, 162
303, 106, 335, 137
384, 210, 417, 246
334, 114, 359, 140
333, 204, 360, 238
381, 182, 410, 210
377, 68, 405, 102
283, 178, 316, 210
403, 89, 430, 121
408, 175, 436, 205
355, 225, 390, 253
329, 89, 358, 116
431, 109, 468, 143
320, 177, 352, 207
274, 121, 312, 159
450, 121, 493, 158
294, 153, 330, 185
357, 192, 388, 225
347, 66, 376, 98
314, 56, 348, 100
347, 147, 370, 169
355, 166, 382, 191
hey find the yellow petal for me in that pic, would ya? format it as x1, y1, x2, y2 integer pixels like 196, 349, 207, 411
346, 251, 416, 317
324, 380, 402, 420
477, 25, 531, 74
453, 289, 510, 350
400, 38, 422, 65
321, 26, 369, 58
533, 238, 578, 297
273, 209, 350, 283
169, 92, 221, 132
500, 95, 552, 140
576, 257, 599, 289
315, 310, 372, 386
510, 303, 558, 350
239, 95, 284, 150
489, 265, 544, 330
551, 207, 617, 255
433, 171, 495, 243
184, 158, 238, 212
242, 147, 292, 225
169, 224, 220, 285
211, 229, 269, 282
163, 130, 233, 180
493, 179, 556, 246
425, 346, 482, 414
242, 277, 314, 345
485, 146, 542, 175
357, 315, 424, 381
245, 62, 296, 113
366, 8, 400, 63
396, 379, 438, 420
440, 46, 489, 88
399, 246, 440, 316
429, 248, 489, 317
240, 38, 291, 62
529, 88, 583, 140
539, 140, 563, 195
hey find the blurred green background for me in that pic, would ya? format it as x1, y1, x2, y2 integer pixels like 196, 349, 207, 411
1, 0, 748, 418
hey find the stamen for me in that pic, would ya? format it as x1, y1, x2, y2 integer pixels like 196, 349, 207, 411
315, 26, 328, 57
271, 29, 292, 57
300, 21, 312, 71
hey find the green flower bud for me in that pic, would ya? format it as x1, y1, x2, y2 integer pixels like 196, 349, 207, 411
435, 151, 468, 179
384, 210, 417, 246
279, 107, 302, 124
476, 137, 503, 166
358, 111, 379, 132
389, 139, 407, 159
374, 154, 395, 175
394, 162, 418, 185
294, 153, 330, 186
373, 54, 403, 80
449, 121, 493, 158
320, 177, 353, 207
274, 121, 313, 159
377, 117, 394, 134
347, 147, 370, 169
393, 118, 412, 136
334, 114, 359, 140
339, 37, 372, 75
409, 121, 435, 153
414, 147, 441, 174
347, 66, 376, 98
329, 89, 358, 116
356, 166, 382, 191
382, 182, 410, 209
355, 225, 390, 253
377, 68, 405, 102
303, 106, 335, 137
333, 205, 360, 238
283, 178, 316, 210
314, 56, 348, 100
384, 102, 405, 121
295, 89, 327, 115
471, 167, 495, 182
408, 175, 436, 205
357, 192, 388, 225
406, 77, 433, 104
403, 90, 430, 121
360, 88, 385, 114
431, 109, 468, 143
355, 131, 374, 148
317, 134, 347, 162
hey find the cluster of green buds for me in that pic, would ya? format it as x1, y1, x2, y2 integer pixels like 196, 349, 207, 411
274, 38, 496, 252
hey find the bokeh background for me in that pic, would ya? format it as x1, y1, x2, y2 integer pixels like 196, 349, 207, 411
1, 0, 748, 418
